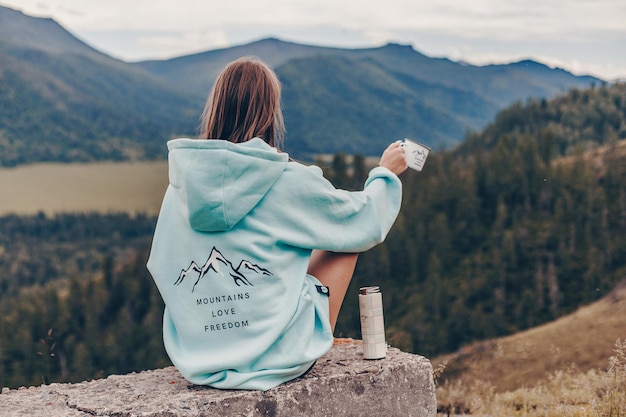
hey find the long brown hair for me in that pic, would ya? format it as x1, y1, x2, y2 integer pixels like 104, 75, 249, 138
199, 57, 285, 149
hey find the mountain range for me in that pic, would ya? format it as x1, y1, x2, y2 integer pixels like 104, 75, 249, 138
0, 6, 200, 166
0, 5, 602, 165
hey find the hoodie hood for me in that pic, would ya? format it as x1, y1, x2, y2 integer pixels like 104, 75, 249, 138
167, 138, 289, 232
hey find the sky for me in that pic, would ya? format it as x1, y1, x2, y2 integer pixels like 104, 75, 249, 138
2, 0, 626, 81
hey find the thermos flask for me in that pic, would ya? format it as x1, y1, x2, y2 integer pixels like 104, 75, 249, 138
359, 286, 387, 359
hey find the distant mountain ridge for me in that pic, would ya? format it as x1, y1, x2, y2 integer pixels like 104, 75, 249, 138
0, 5, 603, 165
135, 38, 601, 155
0, 5, 103, 58
0, 6, 200, 166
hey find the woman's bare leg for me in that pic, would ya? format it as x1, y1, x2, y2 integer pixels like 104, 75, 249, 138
307, 250, 359, 332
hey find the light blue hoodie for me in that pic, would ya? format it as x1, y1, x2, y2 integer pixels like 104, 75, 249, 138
147, 137, 402, 390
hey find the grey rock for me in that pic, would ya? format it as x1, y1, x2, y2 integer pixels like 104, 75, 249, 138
0, 339, 436, 416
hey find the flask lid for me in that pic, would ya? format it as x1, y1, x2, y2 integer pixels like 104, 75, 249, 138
359, 286, 380, 295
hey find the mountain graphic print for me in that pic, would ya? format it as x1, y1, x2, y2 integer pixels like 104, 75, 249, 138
174, 247, 273, 292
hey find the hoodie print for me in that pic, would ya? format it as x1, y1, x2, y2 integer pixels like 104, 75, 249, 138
174, 247, 274, 333
174, 247, 273, 292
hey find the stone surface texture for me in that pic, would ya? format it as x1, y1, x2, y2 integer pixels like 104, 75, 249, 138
1, 339, 436, 417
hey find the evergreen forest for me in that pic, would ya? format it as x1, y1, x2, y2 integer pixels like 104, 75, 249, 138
1, 83, 625, 389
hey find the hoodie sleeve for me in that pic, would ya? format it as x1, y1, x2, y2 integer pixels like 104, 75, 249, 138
272, 164, 402, 252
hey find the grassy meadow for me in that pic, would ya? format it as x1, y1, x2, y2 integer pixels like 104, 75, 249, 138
434, 282, 626, 416
0, 161, 168, 216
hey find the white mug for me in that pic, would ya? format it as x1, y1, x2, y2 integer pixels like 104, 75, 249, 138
402, 138, 431, 171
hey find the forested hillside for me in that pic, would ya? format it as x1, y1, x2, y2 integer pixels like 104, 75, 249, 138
354, 82, 626, 355
275, 44, 602, 155
0, 6, 200, 167
0, 214, 161, 388
1, 83, 625, 389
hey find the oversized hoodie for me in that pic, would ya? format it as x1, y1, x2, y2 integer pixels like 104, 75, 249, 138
147, 137, 402, 390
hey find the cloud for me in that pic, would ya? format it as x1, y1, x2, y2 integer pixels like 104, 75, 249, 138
136, 30, 231, 57
9, 0, 626, 40
12, 0, 619, 33
3, 0, 625, 79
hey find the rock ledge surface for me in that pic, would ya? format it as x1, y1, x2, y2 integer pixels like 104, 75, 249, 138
1, 339, 436, 416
